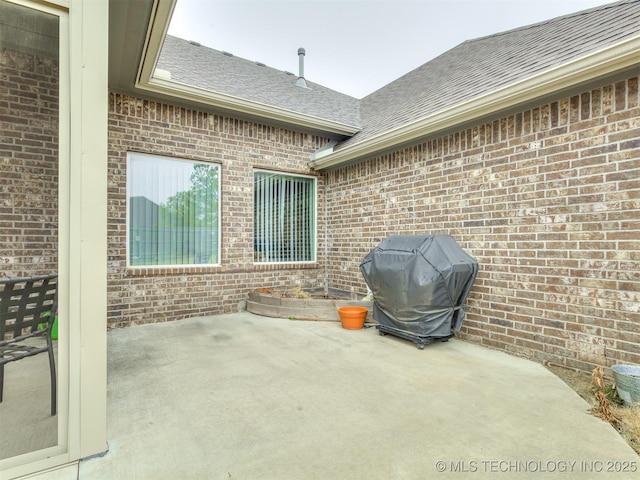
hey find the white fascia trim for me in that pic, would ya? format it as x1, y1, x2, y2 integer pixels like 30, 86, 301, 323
137, 77, 361, 136
137, 0, 175, 86
136, 0, 359, 137
309, 35, 640, 170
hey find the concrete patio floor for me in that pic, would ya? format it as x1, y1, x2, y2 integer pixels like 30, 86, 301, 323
0, 344, 57, 460
22, 312, 640, 479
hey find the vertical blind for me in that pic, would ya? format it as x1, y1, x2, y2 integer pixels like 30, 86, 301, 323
128, 154, 219, 266
254, 171, 316, 263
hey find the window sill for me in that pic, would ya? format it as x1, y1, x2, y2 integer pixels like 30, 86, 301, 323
252, 262, 319, 271
124, 262, 320, 276
126, 265, 223, 276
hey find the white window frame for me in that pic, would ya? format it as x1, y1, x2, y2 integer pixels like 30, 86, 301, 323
126, 152, 221, 269
253, 169, 317, 264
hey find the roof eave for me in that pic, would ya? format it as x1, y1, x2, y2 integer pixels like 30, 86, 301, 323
309, 35, 640, 170
137, 77, 362, 136
134, 0, 360, 137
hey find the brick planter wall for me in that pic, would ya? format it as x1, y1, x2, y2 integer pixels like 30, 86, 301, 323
325, 76, 640, 371
0, 47, 59, 278
107, 93, 327, 327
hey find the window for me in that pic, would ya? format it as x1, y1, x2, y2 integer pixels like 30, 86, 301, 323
127, 153, 220, 267
1, 0, 67, 465
254, 171, 316, 263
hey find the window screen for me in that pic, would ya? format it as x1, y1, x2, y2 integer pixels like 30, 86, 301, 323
254, 171, 316, 263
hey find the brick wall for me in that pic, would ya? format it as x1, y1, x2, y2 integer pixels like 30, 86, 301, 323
325, 75, 640, 371
0, 47, 59, 278
107, 93, 327, 327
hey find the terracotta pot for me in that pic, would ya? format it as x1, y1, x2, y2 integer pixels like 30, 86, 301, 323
338, 306, 367, 330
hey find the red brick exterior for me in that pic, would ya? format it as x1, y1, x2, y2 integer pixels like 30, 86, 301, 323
7, 55, 637, 372
0, 47, 59, 278
325, 76, 640, 371
107, 93, 327, 327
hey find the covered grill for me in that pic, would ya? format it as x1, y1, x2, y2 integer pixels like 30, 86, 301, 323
360, 234, 478, 349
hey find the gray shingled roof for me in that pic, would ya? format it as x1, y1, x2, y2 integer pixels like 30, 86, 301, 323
337, 0, 640, 150
157, 36, 361, 129
156, 1, 640, 151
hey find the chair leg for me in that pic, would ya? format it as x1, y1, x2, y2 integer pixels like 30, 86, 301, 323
47, 342, 57, 416
0, 363, 4, 403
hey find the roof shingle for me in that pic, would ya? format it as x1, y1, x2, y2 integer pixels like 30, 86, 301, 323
157, 36, 361, 129
156, 0, 640, 153
337, 0, 640, 149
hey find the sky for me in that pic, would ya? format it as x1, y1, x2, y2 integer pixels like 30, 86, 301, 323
167, 0, 617, 99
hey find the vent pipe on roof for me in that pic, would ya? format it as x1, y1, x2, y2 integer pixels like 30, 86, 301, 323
296, 47, 308, 88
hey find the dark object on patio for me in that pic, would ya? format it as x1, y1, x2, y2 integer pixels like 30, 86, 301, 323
0, 274, 58, 415
360, 235, 478, 349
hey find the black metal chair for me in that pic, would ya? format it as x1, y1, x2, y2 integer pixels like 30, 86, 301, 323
0, 274, 58, 416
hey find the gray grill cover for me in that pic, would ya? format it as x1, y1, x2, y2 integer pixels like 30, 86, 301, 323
360, 235, 478, 337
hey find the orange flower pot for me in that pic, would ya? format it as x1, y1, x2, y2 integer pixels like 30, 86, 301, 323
338, 306, 368, 330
